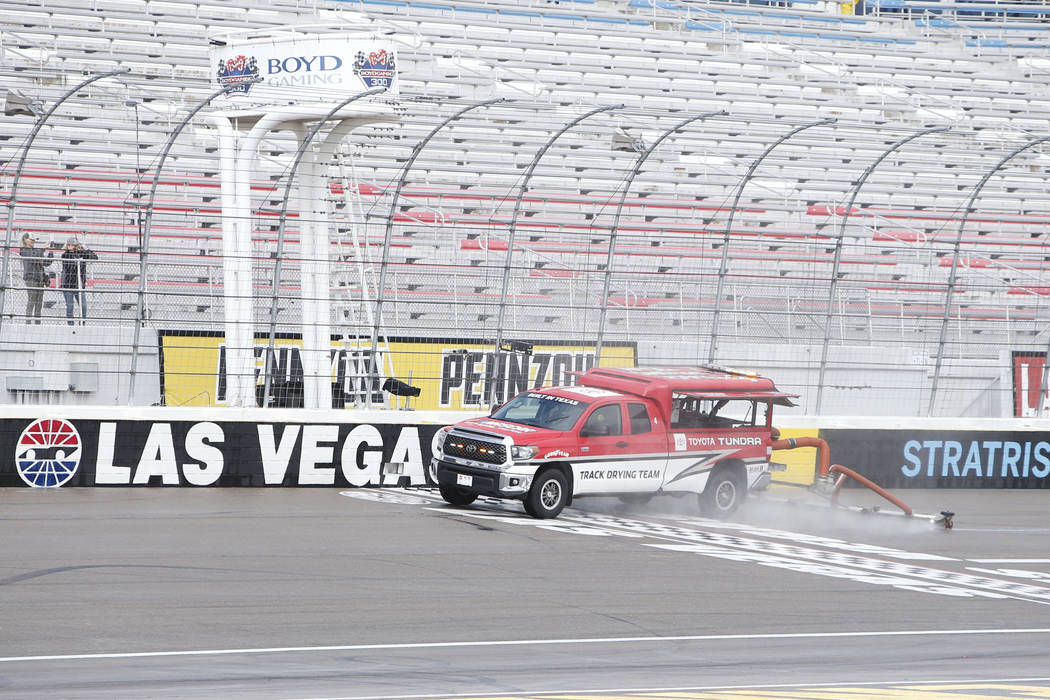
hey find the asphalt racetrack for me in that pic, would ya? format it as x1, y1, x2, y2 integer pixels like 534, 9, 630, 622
2, 486, 1050, 699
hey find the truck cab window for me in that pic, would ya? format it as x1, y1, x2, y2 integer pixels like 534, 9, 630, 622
671, 395, 758, 429
580, 403, 622, 437
628, 402, 652, 434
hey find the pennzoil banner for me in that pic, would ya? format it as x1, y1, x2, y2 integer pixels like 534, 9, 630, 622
158, 332, 635, 410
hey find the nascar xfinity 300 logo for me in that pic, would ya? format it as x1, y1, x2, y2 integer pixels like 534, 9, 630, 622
16, 418, 82, 487
216, 54, 259, 94
353, 49, 395, 88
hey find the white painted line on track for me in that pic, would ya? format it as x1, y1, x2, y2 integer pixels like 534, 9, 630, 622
287, 676, 1050, 700
971, 558, 1050, 563
954, 528, 1050, 533
2, 628, 1050, 664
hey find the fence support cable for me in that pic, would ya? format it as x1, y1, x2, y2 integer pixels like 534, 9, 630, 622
0, 69, 129, 340
366, 97, 506, 408
594, 110, 726, 364
707, 118, 835, 364
260, 86, 387, 408
928, 134, 1050, 416
814, 126, 949, 414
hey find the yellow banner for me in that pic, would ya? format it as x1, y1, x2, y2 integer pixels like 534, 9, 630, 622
158, 333, 636, 410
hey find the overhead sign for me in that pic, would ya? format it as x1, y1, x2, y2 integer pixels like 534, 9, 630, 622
210, 32, 398, 106
157, 332, 636, 410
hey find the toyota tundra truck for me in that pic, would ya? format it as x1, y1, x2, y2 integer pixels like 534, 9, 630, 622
431, 365, 798, 519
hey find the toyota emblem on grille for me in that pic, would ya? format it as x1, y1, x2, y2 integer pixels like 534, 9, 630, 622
466, 444, 476, 453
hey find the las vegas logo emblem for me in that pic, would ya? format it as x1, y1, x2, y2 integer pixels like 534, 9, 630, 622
16, 418, 82, 487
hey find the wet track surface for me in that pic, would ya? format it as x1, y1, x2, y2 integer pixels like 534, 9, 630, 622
2, 486, 1049, 698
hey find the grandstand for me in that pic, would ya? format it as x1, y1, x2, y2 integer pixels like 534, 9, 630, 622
2, 0, 1050, 415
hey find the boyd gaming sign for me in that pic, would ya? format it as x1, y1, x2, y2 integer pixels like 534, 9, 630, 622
1, 418, 442, 488
211, 33, 398, 105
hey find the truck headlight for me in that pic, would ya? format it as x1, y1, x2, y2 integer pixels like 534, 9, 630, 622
433, 426, 451, 454
511, 445, 538, 460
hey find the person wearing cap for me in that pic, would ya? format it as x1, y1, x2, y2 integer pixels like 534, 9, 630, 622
18, 233, 54, 324
60, 236, 98, 325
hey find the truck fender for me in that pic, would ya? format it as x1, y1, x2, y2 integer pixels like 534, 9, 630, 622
541, 462, 574, 506
700, 458, 749, 517
710, 458, 748, 488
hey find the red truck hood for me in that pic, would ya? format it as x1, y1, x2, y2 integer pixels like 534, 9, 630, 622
456, 417, 561, 442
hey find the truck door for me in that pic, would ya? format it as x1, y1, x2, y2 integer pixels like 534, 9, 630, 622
625, 400, 668, 487
664, 395, 766, 492
572, 401, 664, 495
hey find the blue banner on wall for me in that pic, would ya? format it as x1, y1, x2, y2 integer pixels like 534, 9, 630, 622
821, 429, 1050, 489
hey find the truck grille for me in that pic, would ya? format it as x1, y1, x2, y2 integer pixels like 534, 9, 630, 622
444, 435, 506, 465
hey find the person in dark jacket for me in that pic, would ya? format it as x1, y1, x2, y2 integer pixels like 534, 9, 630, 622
18, 233, 54, 324
60, 237, 98, 325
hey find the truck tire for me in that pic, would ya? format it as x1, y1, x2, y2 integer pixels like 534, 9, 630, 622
699, 467, 745, 518
439, 485, 478, 507
524, 468, 568, 519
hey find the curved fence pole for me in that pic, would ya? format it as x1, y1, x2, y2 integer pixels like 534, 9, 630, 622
1039, 297, 1050, 418
0, 68, 129, 337
488, 103, 623, 408
928, 134, 1050, 417
128, 82, 244, 403
594, 110, 726, 364
365, 97, 506, 408
706, 118, 835, 364
814, 126, 949, 414
259, 86, 386, 408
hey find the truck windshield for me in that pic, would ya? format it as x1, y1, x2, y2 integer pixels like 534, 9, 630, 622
490, 392, 589, 431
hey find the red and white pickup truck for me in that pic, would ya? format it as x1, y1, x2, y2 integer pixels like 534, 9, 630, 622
431, 365, 798, 519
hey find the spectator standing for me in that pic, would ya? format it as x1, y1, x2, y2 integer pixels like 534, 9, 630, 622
18, 233, 54, 324
60, 237, 98, 325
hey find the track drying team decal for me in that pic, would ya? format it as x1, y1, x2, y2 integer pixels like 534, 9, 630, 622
15, 418, 82, 487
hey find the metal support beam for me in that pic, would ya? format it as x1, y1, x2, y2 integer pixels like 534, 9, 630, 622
706, 118, 835, 364
260, 86, 386, 408
128, 82, 243, 404
0, 69, 129, 338
594, 110, 725, 364
814, 126, 949, 414
488, 104, 623, 408
366, 97, 506, 408
929, 134, 1050, 416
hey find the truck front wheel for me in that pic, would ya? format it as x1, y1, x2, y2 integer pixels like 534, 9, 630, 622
439, 485, 478, 507
699, 467, 745, 518
524, 468, 568, 519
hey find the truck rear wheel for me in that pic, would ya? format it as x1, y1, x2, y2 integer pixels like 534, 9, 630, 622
524, 468, 568, 519
439, 485, 478, 507
699, 467, 745, 518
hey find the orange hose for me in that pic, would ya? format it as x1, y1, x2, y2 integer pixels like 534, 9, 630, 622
829, 464, 913, 516
771, 436, 830, 478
